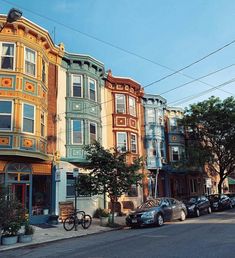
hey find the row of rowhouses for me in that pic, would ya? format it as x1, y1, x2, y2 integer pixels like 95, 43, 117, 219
0, 14, 218, 223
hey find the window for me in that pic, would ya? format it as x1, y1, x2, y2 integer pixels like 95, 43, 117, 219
160, 141, 165, 158
0, 100, 12, 130
72, 74, 82, 97
66, 173, 75, 197
0, 42, 14, 70
170, 118, 177, 132
131, 134, 137, 153
129, 96, 136, 116
23, 103, 35, 133
147, 109, 155, 123
42, 59, 46, 83
172, 146, 179, 161
88, 77, 97, 101
89, 122, 97, 143
72, 120, 83, 144
25, 47, 36, 76
115, 94, 126, 113
127, 184, 138, 197
190, 179, 197, 193
117, 132, 127, 152
41, 112, 45, 137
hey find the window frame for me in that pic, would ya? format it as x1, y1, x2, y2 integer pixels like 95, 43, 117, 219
22, 103, 35, 134
71, 119, 83, 145
71, 74, 83, 98
24, 47, 36, 77
0, 42, 15, 70
172, 146, 180, 161
117, 132, 127, 152
89, 122, 97, 143
129, 96, 136, 116
130, 133, 137, 154
88, 77, 97, 101
0, 99, 13, 131
115, 94, 126, 114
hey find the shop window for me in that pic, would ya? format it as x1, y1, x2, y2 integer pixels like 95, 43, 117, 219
0, 42, 15, 70
115, 94, 126, 113
66, 173, 75, 197
25, 47, 36, 77
0, 100, 12, 131
72, 74, 82, 97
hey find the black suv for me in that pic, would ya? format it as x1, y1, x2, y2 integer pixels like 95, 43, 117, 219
208, 194, 233, 211
183, 195, 211, 217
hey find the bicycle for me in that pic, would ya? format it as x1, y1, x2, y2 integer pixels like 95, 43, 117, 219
63, 210, 92, 231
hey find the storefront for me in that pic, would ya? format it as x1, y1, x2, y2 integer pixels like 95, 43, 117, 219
0, 162, 52, 224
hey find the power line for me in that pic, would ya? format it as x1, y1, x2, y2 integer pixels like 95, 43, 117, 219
168, 78, 235, 106
2, 0, 235, 91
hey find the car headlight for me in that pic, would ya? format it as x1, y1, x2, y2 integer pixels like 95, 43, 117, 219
188, 205, 195, 210
141, 210, 155, 218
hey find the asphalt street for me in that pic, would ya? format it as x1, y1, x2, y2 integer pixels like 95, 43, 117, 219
1, 209, 235, 258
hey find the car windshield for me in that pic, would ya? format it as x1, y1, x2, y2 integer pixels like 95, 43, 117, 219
138, 199, 161, 209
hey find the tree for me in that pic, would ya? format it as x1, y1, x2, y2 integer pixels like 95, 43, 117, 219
181, 96, 235, 194
83, 141, 143, 224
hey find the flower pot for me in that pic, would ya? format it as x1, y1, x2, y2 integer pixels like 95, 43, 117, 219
1, 235, 18, 245
18, 234, 33, 243
100, 217, 109, 226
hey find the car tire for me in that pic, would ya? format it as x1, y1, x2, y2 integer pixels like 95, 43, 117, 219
208, 206, 212, 214
179, 210, 186, 221
195, 209, 200, 217
156, 213, 164, 227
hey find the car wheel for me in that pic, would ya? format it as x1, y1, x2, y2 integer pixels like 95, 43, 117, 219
208, 206, 212, 214
179, 210, 186, 221
195, 209, 200, 217
156, 213, 164, 227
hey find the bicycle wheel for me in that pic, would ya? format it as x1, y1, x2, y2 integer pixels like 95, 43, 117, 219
63, 216, 75, 231
81, 214, 92, 229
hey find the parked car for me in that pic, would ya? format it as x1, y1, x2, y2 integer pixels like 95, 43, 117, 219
226, 193, 235, 207
126, 197, 187, 228
182, 195, 211, 217
208, 194, 233, 211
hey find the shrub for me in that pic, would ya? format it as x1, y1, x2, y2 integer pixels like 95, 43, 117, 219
93, 208, 109, 218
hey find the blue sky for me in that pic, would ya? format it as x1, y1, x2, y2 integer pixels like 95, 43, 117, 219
1, 0, 235, 108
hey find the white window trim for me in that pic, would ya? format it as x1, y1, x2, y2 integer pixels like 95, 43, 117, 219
130, 133, 137, 153
117, 132, 127, 152
172, 146, 180, 161
71, 74, 83, 98
115, 94, 126, 114
71, 119, 83, 145
22, 102, 35, 135
24, 47, 37, 77
0, 99, 13, 131
88, 77, 97, 101
89, 122, 97, 143
129, 96, 136, 116
0, 42, 16, 71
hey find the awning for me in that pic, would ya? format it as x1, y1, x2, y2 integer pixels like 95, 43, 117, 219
228, 177, 235, 185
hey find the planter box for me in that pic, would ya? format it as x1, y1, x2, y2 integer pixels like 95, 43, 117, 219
100, 217, 109, 226
1, 235, 18, 245
18, 234, 33, 243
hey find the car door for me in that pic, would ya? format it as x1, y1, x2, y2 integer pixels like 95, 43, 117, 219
168, 198, 181, 220
160, 198, 172, 221
200, 196, 207, 212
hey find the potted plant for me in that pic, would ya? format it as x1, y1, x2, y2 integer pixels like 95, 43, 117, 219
99, 209, 110, 226
2, 222, 21, 245
18, 221, 34, 243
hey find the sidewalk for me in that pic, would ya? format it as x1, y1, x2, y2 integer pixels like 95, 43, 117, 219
0, 216, 126, 251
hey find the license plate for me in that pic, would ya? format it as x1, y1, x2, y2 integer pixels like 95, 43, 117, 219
132, 219, 137, 223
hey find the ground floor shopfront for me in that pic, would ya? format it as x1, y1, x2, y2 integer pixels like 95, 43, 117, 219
0, 159, 52, 224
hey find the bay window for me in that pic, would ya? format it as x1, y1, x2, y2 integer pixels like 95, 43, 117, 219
116, 94, 126, 113
25, 47, 36, 77
72, 120, 83, 144
72, 74, 82, 97
131, 133, 137, 153
89, 122, 97, 143
172, 146, 179, 161
117, 132, 127, 152
88, 77, 97, 101
0, 42, 15, 70
129, 96, 136, 116
23, 103, 35, 133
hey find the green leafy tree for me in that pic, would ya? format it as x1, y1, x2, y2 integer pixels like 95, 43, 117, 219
181, 96, 235, 194
83, 141, 143, 224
